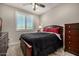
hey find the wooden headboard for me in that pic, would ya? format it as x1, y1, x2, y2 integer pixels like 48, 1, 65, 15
43, 25, 63, 39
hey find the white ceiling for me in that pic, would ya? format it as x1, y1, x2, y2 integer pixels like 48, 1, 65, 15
4, 3, 59, 15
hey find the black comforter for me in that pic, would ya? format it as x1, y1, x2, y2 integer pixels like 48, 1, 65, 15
20, 32, 62, 56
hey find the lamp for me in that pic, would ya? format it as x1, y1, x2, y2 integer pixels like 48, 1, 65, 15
37, 25, 42, 32
39, 25, 42, 29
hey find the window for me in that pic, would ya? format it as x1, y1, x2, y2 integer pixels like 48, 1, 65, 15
26, 16, 34, 29
16, 13, 26, 30
16, 12, 34, 31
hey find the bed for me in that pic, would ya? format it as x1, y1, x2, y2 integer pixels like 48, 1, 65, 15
20, 25, 63, 56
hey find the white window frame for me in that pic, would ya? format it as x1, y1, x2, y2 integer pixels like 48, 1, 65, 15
16, 11, 34, 31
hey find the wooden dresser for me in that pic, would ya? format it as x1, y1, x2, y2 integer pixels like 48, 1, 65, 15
0, 32, 9, 56
65, 23, 79, 55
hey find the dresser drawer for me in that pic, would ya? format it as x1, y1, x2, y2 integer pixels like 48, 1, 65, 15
0, 46, 8, 53
65, 29, 79, 34
69, 41, 79, 48
0, 32, 8, 55
65, 31, 79, 41
66, 46, 79, 55
69, 46, 79, 55
65, 36, 79, 41
65, 45, 79, 51
65, 23, 79, 30
0, 37, 8, 47
65, 40, 79, 54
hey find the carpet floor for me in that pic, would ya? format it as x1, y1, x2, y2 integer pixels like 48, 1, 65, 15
6, 43, 75, 56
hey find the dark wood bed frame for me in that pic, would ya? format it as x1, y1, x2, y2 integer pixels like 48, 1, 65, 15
20, 25, 63, 56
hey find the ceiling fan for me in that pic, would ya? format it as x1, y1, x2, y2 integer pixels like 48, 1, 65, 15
23, 3, 45, 11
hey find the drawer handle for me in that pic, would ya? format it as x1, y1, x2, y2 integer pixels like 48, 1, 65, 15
69, 31, 71, 33
69, 26, 70, 28
69, 47, 70, 49
69, 42, 70, 44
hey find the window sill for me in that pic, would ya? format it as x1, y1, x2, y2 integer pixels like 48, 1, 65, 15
16, 29, 35, 32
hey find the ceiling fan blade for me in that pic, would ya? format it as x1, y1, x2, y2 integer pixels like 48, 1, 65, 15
35, 3, 45, 8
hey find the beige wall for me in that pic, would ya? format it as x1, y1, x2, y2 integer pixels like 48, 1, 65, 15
0, 3, 79, 46
40, 4, 79, 48
41, 3, 79, 27
0, 4, 40, 45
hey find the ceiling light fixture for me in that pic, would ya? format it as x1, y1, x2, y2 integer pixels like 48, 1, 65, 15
32, 3, 36, 11
23, 3, 45, 11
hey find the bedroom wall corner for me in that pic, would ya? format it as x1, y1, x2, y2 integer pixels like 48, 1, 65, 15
0, 4, 40, 46
40, 3, 79, 48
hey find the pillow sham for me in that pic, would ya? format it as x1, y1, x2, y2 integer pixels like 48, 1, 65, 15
43, 27, 60, 34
